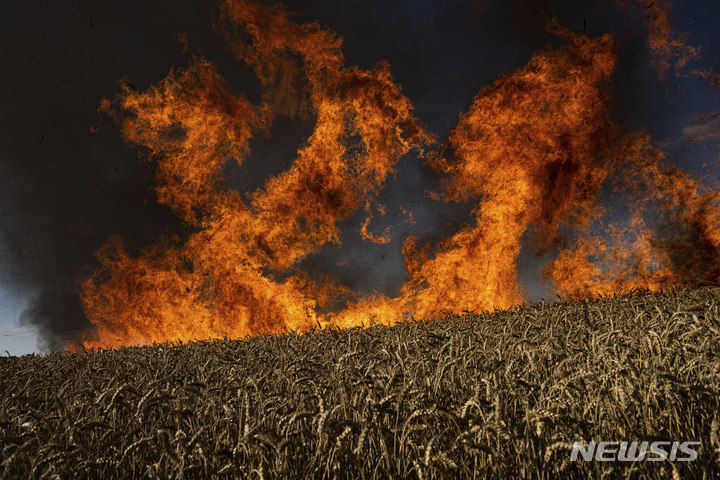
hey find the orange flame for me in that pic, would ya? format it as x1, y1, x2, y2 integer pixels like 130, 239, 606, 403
75, 1, 720, 350
402, 25, 617, 316
619, 0, 701, 77
79, 0, 428, 348
546, 134, 720, 299
360, 202, 393, 244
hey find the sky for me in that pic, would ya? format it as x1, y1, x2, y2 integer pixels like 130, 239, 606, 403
2, 0, 720, 355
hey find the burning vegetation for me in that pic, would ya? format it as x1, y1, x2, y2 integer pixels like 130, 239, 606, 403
4, 3, 720, 477
74, 0, 720, 349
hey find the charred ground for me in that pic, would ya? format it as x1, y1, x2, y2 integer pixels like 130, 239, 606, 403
1, 286, 719, 479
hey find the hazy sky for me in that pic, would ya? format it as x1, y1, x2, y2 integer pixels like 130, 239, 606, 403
2, 0, 719, 354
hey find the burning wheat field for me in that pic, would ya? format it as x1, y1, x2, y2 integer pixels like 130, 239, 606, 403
1, 0, 720, 477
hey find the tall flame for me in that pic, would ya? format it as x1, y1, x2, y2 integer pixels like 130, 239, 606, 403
404, 25, 617, 315
79, 0, 428, 347
76, 0, 719, 349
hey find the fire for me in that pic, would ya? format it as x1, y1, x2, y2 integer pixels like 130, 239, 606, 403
398, 24, 617, 317
75, 0, 719, 349
620, 0, 701, 77
546, 135, 720, 300
79, 0, 428, 348
360, 203, 393, 245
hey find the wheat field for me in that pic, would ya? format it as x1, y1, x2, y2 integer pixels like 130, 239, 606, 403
1, 287, 720, 479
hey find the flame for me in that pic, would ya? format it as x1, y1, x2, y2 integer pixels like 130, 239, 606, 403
619, 0, 701, 77
75, 0, 720, 349
545, 134, 720, 299
360, 202, 393, 244
400, 25, 617, 316
78, 0, 428, 348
